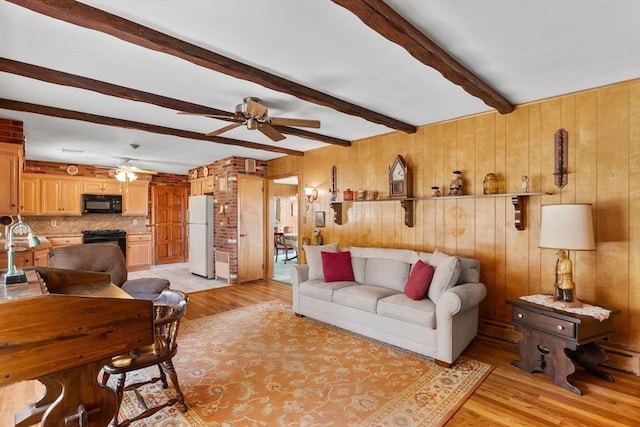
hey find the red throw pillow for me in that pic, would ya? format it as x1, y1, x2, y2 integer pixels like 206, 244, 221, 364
321, 251, 355, 282
404, 260, 435, 300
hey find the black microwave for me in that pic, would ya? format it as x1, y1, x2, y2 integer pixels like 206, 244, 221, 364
82, 194, 123, 214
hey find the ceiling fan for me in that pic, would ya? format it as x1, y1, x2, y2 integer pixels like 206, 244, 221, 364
95, 158, 158, 182
180, 97, 321, 142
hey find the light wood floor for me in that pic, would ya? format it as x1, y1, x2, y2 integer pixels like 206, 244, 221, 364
2, 280, 639, 426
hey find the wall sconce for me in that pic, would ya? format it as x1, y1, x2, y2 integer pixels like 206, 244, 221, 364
2, 216, 41, 285
305, 187, 318, 212
218, 202, 229, 215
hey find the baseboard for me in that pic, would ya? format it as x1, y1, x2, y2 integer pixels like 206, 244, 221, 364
478, 317, 640, 376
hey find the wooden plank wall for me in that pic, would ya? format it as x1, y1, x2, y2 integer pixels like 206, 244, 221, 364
268, 79, 640, 353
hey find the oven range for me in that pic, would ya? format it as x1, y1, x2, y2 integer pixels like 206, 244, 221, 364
81, 229, 127, 258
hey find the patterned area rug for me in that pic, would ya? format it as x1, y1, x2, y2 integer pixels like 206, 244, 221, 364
118, 301, 493, 426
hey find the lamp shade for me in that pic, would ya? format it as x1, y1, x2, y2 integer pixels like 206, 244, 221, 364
539, 204, 595, 250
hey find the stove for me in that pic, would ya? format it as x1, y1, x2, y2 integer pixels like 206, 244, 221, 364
82, 229, 127, 257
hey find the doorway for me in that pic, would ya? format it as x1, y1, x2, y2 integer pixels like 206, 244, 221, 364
151, 185, 187, 265
270, 175, 299, 283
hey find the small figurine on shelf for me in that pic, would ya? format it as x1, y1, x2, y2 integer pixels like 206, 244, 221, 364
431, 186, 441, 197
521, 175, 529, 192
448, 185, 461, 196
450, 170, 463, 195
313, 229, 323, 245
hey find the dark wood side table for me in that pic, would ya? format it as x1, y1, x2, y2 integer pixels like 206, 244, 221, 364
507, 297, 619, 395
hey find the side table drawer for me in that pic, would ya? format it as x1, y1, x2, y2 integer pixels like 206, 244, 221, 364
512, 307, 576, 338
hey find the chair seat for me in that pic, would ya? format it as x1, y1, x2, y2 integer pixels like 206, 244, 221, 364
103, 340, 177, 374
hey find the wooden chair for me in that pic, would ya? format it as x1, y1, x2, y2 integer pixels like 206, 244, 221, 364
274, 232, 295, 263
101, 289, 188, 426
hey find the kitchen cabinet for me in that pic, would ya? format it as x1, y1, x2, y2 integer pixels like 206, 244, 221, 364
48, 236, 83, 249
33, 248, 50, 266
189, 176, 214, 196
123, 181, 149, 216
190, 179, 202, 196
0, 246, 49, 269
19, 174, 41, 215
127, 233, 152, 271
41, 177, 82, 215
83, 179, 122, 195
0, 142, 22, 216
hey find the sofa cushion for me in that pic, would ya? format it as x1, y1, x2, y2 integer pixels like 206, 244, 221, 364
299, 280, 355, 302
304, 243, 339, 280
404, 260, 435, 300
321, 251, 355, 282
333, 285, 398, 313
377, 294, 437, 328
458, 257, 481, 283
427, 250, 461, 303
363, 258, 411, 291
351, 256, 367, 284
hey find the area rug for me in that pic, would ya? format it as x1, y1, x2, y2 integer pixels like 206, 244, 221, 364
117, 301, 493, 426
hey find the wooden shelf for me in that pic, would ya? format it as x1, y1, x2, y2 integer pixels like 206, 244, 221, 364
330, 192, 549, 229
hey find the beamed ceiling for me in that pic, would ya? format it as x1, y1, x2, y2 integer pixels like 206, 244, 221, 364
1, 0, 638, 174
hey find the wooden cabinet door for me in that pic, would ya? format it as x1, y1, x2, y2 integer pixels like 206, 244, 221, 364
33, 248, 50, 267
123, 181, 149, 216
190, 179, 202, 196
127, 234, 152, 271
20, 175, 41, 215
60, 179, 82, 215
0, 143, 21, 216
41, 179, 63, 215
201, 176, 215, 194
84, 179, 122, 195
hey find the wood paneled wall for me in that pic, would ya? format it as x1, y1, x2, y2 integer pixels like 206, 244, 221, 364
269, 79, 640, 353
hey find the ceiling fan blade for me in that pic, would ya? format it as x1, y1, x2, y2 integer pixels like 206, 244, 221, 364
269, 117, 321, 128
245, 98, 269, 119
119, 165, 158, 175
178, 111, 238, 121
258, 123, 286, 142
207, 122, 243, 136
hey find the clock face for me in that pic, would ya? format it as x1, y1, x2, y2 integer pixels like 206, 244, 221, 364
392, 163, 405, 181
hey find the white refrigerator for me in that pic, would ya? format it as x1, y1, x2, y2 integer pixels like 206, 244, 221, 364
188, 195, 215, 278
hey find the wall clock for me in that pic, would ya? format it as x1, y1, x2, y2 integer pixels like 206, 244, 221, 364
389, 155, 410, 198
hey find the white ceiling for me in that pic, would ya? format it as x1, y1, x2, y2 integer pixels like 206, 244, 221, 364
1, 0, 638, 175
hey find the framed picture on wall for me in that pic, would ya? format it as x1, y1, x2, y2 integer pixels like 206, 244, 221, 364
315, 211, 326, 228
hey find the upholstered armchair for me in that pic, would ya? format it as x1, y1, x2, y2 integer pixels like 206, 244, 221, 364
48, 243, 169, 300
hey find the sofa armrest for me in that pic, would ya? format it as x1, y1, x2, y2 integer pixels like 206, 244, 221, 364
435, 282, 486, 364
290, 264, 309, 287
436, 282, 487, 317
290, 264, 309, 313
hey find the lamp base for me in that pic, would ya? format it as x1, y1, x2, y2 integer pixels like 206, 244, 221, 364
2, 271, 28, 285
544, 295, 583, 309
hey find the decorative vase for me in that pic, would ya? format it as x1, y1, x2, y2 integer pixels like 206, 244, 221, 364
356, 188, 366, 200
430, 186, 441, 197
451, 170, 463, 195
343, 188, 354, 201
483, 173, 499, 195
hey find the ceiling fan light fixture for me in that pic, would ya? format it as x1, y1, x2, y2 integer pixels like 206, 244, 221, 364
115, 170, 138, 182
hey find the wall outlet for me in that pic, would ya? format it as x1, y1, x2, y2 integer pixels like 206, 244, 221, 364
51, 220, 57, 227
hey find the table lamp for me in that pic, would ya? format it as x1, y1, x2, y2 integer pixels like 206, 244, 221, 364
2, 216, 41, 285
539, 204, 595, 308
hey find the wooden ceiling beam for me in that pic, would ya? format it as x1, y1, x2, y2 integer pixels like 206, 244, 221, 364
7, 0, 417, 134
0, 99, 304, 156
332, 0, 514, 114
0, 58, 351, 147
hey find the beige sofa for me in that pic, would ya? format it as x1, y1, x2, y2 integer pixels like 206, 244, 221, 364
290, 245, 486, 366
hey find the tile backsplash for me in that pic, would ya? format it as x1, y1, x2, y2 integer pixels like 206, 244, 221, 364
22, 214, 149, 236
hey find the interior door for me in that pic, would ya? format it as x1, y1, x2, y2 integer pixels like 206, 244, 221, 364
238, 175, 264, 282
152, 185, 187, 265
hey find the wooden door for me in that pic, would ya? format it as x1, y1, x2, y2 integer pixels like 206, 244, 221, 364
238, 175, 264, 282
152, 185, 187, 265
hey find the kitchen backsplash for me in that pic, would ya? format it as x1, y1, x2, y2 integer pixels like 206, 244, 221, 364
23, 214, 150, 236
